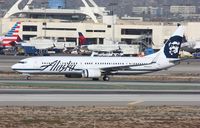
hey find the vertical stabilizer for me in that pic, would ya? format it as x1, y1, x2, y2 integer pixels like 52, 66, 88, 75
78, 32, 87, 45
1, 22, 22, 47
152, 26, 184, 66
163, 26, 184, 58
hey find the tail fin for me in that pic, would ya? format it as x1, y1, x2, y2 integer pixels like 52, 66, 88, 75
5, 22, 21, 37
163, 26, 184, 59
2, 22, 21, 46
151, 26, 184, 65
78, 32, 86, 45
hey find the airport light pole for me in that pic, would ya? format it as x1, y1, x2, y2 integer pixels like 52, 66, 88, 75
108, 2, 117, 42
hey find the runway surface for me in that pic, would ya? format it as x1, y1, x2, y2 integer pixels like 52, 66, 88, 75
0, 79, 200, 86
1, 94, 200, 106
1, 89, 200, 94
0, 89, 200, 106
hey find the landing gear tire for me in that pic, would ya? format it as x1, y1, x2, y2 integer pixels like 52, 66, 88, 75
103, 76, 110, 81
92, 78, 99, 81
26, 76, 31, 80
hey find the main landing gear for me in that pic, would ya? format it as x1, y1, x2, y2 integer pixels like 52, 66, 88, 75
92, 76, 110, 81
26, 76, 31, 80
103, 75, 110, 81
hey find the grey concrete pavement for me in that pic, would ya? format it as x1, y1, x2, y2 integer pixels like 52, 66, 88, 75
0, 94, 200, 106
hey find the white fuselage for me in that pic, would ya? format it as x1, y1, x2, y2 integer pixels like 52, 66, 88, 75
11, 56, 175, 76
86, 44, 139, 55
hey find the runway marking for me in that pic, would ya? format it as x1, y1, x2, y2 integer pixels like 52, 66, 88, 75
128, 100, 143, 105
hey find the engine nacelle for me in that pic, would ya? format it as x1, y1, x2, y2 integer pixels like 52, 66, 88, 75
82, 69, 101, 78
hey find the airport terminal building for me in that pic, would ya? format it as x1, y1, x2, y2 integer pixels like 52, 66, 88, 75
0, 0, 200, 51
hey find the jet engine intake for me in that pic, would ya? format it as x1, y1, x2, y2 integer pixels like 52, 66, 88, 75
82, 69, 101, 78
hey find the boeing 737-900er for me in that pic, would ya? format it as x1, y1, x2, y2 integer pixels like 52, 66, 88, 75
12, 26, 184, 81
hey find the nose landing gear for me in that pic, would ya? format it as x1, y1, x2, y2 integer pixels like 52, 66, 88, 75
22, 74, 31, 80
103, 75, 110, 81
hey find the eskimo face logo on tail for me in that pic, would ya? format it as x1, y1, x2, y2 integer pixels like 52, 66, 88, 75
169, 41, 180, 55
164, 36, 182, 58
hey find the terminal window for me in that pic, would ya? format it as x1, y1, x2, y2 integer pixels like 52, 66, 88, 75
86, 30, 93, 32
23, 25, 37, 32
99, 38, 104, 44
66, 38, 76, 42
94, 30, 106, 33
87, 38, 97, 44
57, 37, 65, 42
121, 29, 152, 35
22, 35, 37, 41
43, 28, 77, 31
86, 30, 105, 33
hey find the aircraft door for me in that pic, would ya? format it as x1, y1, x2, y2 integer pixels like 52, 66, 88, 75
33, 60, 39, 69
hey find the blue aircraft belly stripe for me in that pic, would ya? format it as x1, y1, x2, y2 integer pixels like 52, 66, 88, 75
126, 69, 160, 72
12, 68, 161, 72
12, 68, 41, 71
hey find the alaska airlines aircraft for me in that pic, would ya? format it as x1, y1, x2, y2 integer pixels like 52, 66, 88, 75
12, 26, 184, 81
0, 22, 22, 48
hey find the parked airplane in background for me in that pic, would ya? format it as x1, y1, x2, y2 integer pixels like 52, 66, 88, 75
0, 22, 22, 48
79, 32, 121, 52
21, 37, 76, 50
12, 26, 184, 81
181, 40, 200, 53
78, 32, 139, 55
21, 37, 55, 50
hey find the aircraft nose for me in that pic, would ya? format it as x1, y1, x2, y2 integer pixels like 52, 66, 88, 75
11, 64, 18, 70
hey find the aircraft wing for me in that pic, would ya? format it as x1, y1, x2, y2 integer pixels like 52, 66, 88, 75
100, 63, 153, 72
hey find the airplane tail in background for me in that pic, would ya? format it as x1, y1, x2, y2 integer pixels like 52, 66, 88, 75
0, 22, 22, 47
78, 32, 94, 45
78, 32, 87, 45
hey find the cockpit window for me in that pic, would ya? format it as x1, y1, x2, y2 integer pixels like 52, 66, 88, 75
18, 61, 27, 64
